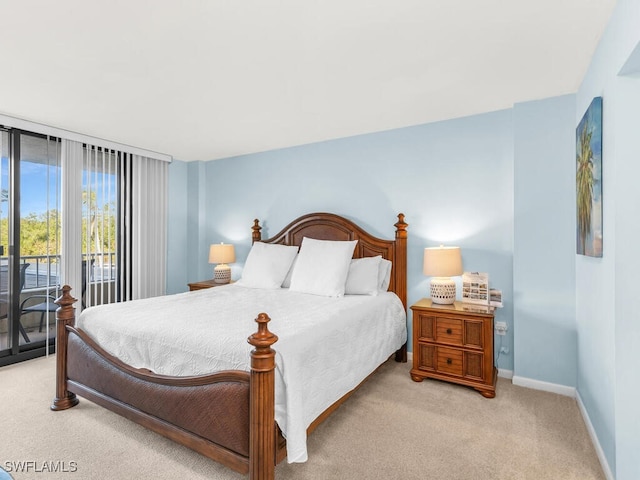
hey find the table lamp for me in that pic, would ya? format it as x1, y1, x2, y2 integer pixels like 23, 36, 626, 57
423, 245, 463, 304
209, 243, 236, 284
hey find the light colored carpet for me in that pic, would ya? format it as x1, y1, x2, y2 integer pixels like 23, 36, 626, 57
0, 356, 604, 480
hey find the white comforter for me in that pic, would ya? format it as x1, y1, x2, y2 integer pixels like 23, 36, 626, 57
76, 284, 407, 463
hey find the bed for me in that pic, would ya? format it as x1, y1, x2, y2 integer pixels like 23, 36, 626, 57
52, 212, 408, 480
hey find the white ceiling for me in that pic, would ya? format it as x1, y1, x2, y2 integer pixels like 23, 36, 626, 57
0, 0, 616, 161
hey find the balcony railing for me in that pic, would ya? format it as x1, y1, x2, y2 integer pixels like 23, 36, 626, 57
1, 254, 117, 291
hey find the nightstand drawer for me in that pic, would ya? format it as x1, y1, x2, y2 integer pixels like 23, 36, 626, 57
437, 347, 463, 376
436, 318, 463, 345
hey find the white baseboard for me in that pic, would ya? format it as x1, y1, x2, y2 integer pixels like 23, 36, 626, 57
405, 356, 612, 479
576, 391, 615, 480
512, 375, 576, 397
512, 376, 612, 480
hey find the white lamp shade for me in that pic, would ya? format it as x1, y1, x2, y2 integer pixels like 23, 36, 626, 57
423, 246, 462, 277
423, 246, 462, 304
209, 243, 235, 284
209, 243, 236, 264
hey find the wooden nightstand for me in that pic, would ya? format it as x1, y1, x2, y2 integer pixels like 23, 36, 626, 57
188, 279, 234, 291
410, 298, 497, 398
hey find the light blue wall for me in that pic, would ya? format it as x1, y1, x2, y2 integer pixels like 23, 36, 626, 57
613, 71, 640, 480
577, 1, 640, 478
182, 110, 516, 370
575, 0, 640, 478
513, 94, 577, 387
167, 159, 211, 294
187, 161, 209, 287
167, 160, 189, 294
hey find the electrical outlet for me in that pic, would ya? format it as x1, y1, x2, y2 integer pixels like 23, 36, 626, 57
500, 346, 510, 354
495, 321, 508, 335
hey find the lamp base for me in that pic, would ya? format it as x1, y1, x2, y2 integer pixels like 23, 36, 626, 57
214, 264, 231, 284
430, 277, 456, 304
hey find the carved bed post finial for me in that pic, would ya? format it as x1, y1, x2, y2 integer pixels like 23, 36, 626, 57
248, 313, 278, 480
394, 213, 408, 239
252, 219, 262, 244
51, 285, 80, 411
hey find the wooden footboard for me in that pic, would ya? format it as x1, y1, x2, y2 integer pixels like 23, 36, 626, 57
52, 285, 279, 479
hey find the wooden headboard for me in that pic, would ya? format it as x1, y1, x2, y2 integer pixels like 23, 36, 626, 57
251, 212, 408, 310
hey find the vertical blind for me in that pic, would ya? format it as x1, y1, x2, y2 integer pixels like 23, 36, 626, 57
62, 140, 168, 310
116, 152, 168, 301
61, 140, 83, 309
128, 155, 167, 300
83, 144, 120, 307
41, 136, 61, 354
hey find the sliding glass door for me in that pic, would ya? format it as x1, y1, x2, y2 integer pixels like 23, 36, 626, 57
0, 128, 61, 366
0, 129, 11, 355
0, 124, 164, 366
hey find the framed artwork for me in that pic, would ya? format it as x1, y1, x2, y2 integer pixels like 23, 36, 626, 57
576, 96, 603, 257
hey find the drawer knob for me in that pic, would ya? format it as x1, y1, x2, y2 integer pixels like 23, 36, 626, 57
447, 358, 452, 365
446, 328, 452, 335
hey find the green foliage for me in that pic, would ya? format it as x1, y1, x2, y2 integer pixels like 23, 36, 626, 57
576, 118, 594, 253
0, 203, 117, 259
19, 211, 61, 257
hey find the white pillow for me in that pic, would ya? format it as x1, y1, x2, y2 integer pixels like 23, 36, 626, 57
378, 258, 392, 292
281, 255, 297, 288
289, 237, 357, 297
236, 242, 298, 289
345, 256, 382, 295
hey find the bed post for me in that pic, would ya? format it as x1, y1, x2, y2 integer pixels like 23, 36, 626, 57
51, 285, 80, 411
248, 313, 278, 480
252, 219, 262, 243
394, 213, 408, 363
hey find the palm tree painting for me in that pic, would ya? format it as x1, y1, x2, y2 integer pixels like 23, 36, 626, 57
576, 97, 603, 257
